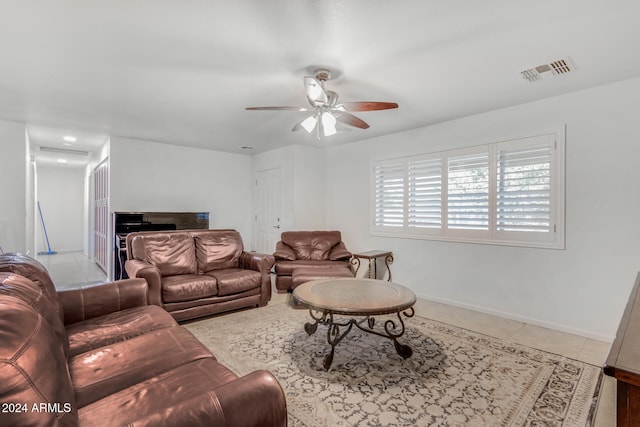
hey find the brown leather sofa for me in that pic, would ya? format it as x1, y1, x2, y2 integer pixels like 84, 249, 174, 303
0, 253, 287, 427
125, 229, 274, 321
273, 230, 353, 293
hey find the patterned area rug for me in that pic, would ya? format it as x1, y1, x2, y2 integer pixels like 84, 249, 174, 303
185, 302, 602, 426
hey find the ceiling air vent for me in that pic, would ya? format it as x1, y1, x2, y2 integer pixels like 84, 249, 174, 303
550, 59, 571, 75
39, 146, 89, 156
521, 58, 574, 82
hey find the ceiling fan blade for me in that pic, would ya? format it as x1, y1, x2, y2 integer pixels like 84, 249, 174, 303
335, 112, 370, 129
304, 77, 328, 107
340, 102, 398, 112
245, 106, 310, 111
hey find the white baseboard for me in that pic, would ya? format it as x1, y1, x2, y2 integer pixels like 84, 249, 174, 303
415, 292, 614, 343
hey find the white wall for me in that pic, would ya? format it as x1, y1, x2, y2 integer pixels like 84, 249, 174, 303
252, 144, 326, 233
292, 145, 326, 230
110, 136, 254, 241
325, 77, 640, 341
0, 120, 27, 253
82, 164, 90, 256
25, 130, 36, 256
36, 165, 86, 253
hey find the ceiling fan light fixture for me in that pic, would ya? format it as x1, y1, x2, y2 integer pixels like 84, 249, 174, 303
321, 112, 337, 136
300, 115, 318, 133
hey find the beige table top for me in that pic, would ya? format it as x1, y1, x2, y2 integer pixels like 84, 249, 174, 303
293, 278, 416, 316
351, 250, 393, 259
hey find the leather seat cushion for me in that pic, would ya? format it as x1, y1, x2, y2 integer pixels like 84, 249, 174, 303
205, 268, 261, 296
66, 305, 178, 356
78, 358, 237, 425
275, 259, 350, 276
162, 274, 217, 303
70, 327, 214, 408
162, 288, 261, 313
0, 296, 78, 426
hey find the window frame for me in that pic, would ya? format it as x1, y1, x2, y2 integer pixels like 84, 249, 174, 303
370, 129, 565, 249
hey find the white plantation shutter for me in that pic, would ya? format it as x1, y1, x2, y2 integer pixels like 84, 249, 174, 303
496, 144, 552, 232
447, 151, 489, 230
374, 162, 405, 227
408, 157, 442, 229
371, 130, 564, 248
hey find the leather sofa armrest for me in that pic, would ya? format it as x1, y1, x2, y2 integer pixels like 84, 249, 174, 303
329, 241, 352, 260
213, 370, 288, 427
125, 259, 163, 306
239, 252, 275, 306
239, 251, 275, 273
273, 241, 297, 260
58, 278, 148, 325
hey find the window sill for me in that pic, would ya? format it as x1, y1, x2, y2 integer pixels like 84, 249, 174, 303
370, 229, 565, 250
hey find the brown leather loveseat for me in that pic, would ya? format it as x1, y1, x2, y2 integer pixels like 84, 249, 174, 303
0, 253, 287, 427
125, 229, 274, 321
273, 230, 353, 293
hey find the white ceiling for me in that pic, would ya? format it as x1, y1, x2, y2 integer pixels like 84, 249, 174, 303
2, 0, 639, 165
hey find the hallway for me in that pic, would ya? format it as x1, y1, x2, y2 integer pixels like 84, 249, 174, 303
36, 251, 106, 290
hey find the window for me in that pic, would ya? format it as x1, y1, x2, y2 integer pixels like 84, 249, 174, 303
371, 131, 565, 248
374, 162, 404, 227
407, 157, 442, 229
447, 150, 489, 231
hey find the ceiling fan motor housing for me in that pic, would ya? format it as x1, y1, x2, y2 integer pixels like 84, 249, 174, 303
314, 68, 331, 82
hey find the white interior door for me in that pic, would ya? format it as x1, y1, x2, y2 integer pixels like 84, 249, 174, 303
255, 168, 282, 254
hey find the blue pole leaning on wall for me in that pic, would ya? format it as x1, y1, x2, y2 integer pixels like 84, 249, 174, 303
37, 201, 57, 255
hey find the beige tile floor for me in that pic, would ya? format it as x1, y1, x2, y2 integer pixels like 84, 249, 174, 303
413, 298, 616, 426
37, 253, 615, 426
36, 251, 107, 290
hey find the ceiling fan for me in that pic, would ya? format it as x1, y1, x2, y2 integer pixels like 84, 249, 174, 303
245, 68, 398, 139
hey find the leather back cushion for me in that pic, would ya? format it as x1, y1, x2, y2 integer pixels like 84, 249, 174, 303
0, 296, 78, 426
130, 233, 197, 276
194, 230, 243, 272
281, 231, 342, 260
0, 272, 69, 357
0, 253, 64, 324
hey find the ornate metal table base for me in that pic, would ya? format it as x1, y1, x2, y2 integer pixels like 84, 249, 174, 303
304, 307, 415, 370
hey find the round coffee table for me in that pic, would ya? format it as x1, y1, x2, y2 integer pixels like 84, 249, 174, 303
293, 278, 416, 370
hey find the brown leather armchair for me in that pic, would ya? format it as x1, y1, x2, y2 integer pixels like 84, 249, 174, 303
273, 230, 353, 292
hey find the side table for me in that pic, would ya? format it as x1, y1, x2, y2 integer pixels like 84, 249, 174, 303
351, 250, 394, 281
